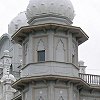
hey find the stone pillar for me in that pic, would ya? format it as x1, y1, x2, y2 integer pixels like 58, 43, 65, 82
28, 34, 33, 63
68, 32, 72, 63
48, 30, 54, 61
0, 50, 16, 100
48, 81, 55, 100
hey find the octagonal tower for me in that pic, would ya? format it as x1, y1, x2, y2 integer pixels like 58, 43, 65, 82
12, 0, 89, 100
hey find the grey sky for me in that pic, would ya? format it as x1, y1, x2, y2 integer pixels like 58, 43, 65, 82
72, 0, 100, 75
0, 0, 100, 75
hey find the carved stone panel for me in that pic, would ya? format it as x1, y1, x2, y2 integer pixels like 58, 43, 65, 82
55, 88, 68, 100
34, 88, 47, 100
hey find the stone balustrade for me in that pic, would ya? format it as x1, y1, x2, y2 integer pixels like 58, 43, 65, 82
79, 73, 100, 85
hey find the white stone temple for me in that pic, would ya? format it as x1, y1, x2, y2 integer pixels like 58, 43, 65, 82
0, 0, 100, 100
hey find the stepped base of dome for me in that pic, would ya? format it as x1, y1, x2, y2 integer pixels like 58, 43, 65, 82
28, 14, 73, 25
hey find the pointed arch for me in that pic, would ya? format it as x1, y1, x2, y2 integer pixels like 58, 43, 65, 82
58, 96, 64, 100
56, 39, 65, 62
37, 39, 45, 51
38, 96, 44, 100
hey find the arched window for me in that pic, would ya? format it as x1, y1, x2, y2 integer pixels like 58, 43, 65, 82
37, 39, 45, 62
38, 50, 45, 62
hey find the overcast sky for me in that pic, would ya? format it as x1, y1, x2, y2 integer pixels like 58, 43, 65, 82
0, 0, 100, 75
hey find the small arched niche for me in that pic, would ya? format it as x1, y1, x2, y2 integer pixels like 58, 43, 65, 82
56, 39, 65, 62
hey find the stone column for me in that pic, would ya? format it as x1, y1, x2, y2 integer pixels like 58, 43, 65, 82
48, 30, 54, 61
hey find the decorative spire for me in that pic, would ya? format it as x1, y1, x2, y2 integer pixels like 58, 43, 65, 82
0, 50, 16, 100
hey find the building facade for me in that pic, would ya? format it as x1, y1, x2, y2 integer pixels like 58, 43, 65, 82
0, 0, 100, 100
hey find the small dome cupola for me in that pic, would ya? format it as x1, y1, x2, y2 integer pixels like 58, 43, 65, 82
79, 60, 87, 74
8, 11, 28, 35
26, 0, 75, 25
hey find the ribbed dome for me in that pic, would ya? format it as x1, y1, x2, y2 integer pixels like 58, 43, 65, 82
8, 11, 28, 35
26, 0, 75, 25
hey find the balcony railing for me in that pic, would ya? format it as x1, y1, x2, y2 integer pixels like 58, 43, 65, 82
79, 73, 100, 85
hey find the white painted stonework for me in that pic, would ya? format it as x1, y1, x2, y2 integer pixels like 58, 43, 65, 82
0, 50, 16, 100
8, 12, 28, 35
0, 0, 100, 100
26, 0, 75, 22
